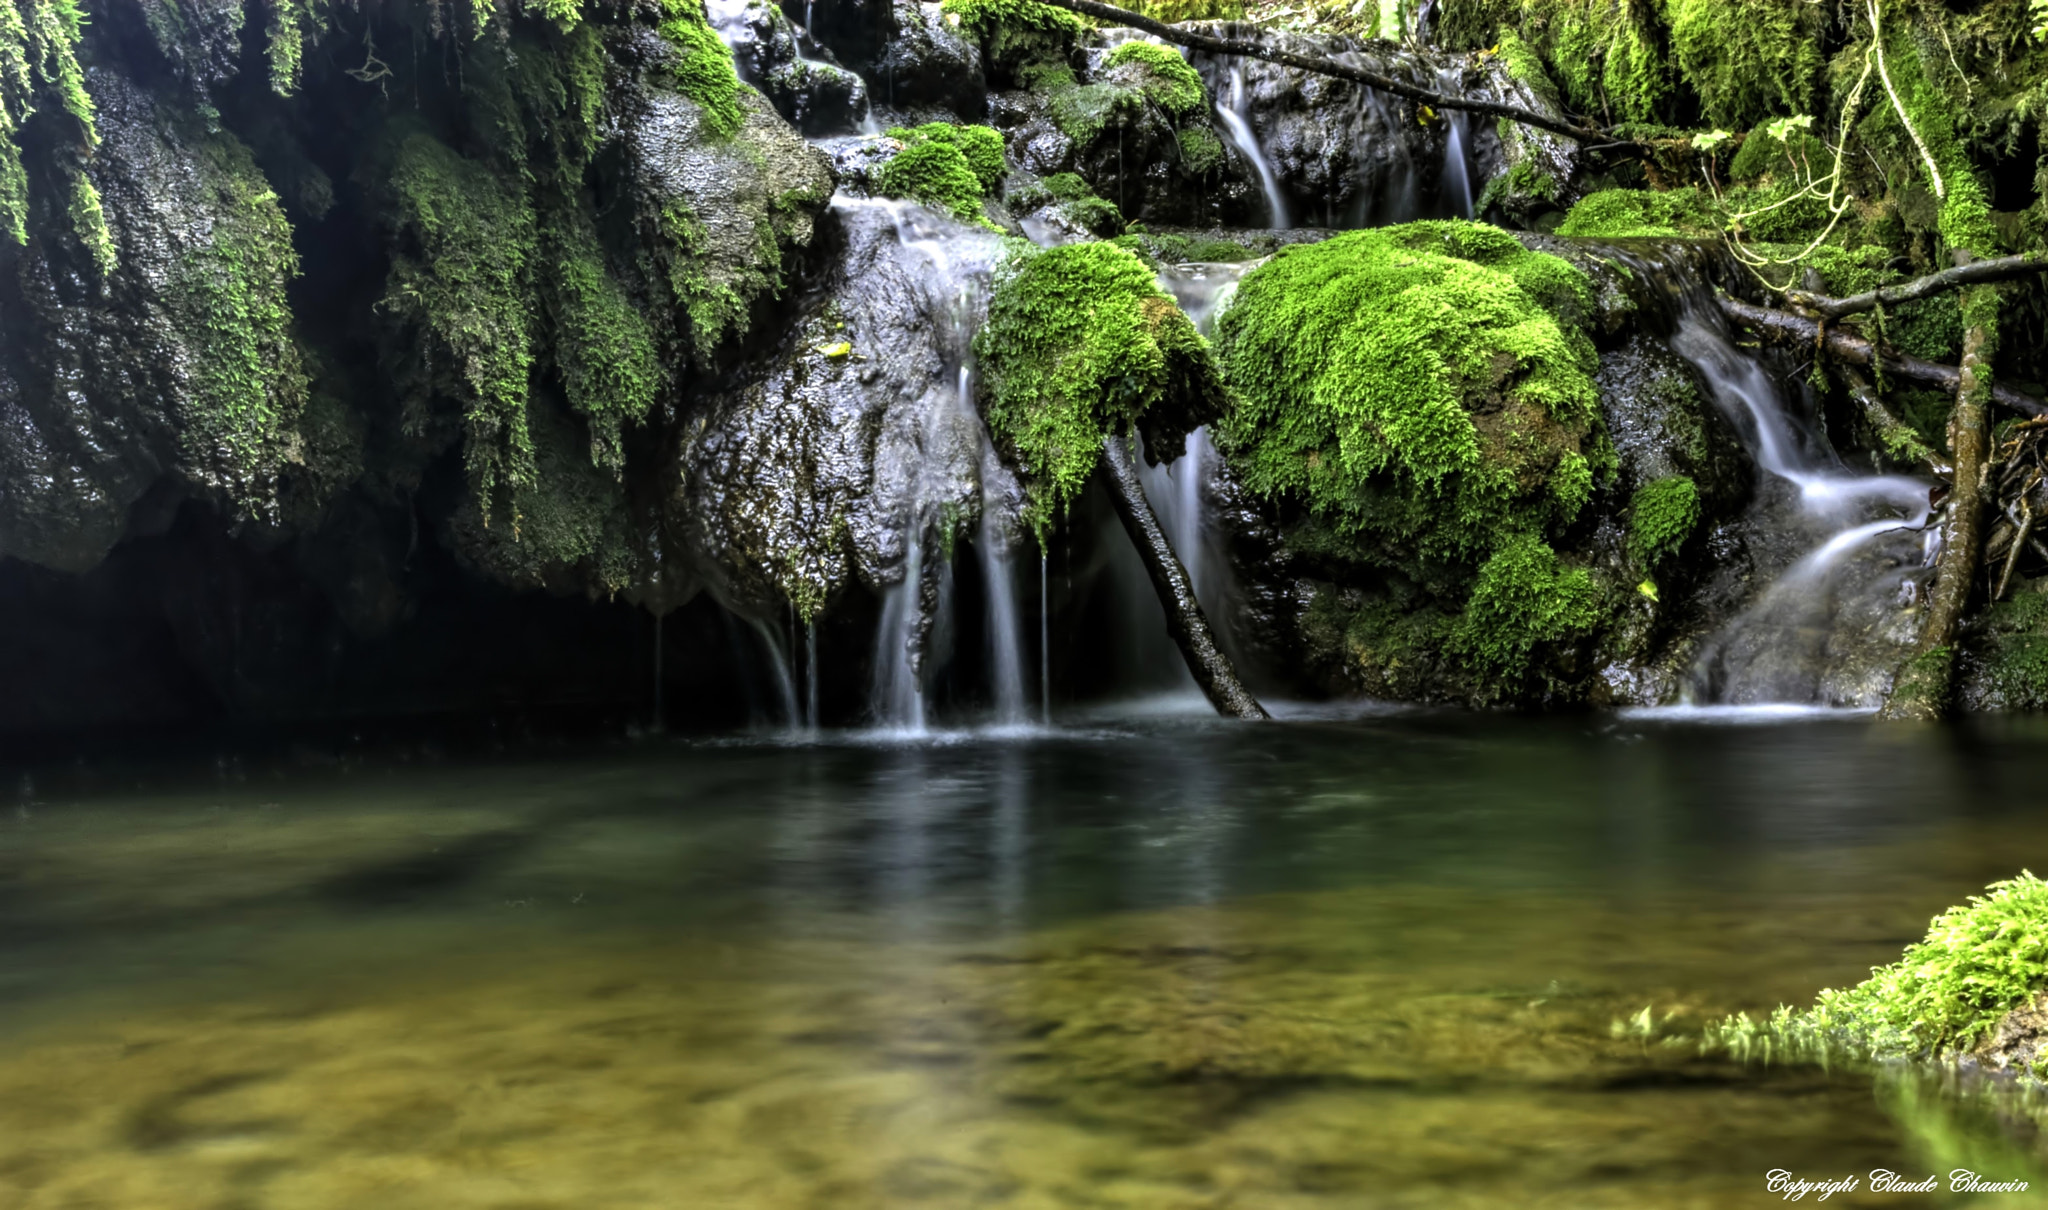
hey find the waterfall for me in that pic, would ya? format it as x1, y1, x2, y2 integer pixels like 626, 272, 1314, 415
1039, 551, 1051, 725
1663, 295, 1933, 707
750, 616, 803, 727
804, 620, 819, 732
979, 510, 1029, 726
844, 199, 1005, 731
1217, 64, 1290, 229
1438, 69, 1475, 219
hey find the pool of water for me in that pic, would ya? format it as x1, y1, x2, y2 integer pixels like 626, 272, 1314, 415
5, 708, 2048, 1207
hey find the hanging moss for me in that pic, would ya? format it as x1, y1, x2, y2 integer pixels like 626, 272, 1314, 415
1529, 0, 1669, 125
1104, 41, 1204, 117
1491, 28, 1564, 114
1626, 474, 1698, 568
1, 0, 112, 269
876, 139, 996, 227
886, 122, 1007, 193
1448, 531, 1603, 683
545, 225, 659, 476
975, 241, 1218, 530
379, 131, 538, 508
940, 0, 1085, 79
1662, 0, 1824, 130
168, 130, 310, 518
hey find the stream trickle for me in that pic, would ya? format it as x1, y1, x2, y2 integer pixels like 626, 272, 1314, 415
1659, 279, 1934, 707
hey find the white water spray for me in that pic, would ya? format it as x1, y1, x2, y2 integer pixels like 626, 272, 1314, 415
1217, 64, 1289, 228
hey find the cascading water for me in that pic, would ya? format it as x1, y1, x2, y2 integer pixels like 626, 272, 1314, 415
1437, 69, 1475, 219
1660, 289, 1934, 707
841, 200, 1009, 731
1217, 64, 1290, 229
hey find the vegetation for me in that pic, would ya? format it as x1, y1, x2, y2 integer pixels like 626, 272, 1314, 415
1, 0, 112, 271
1625, 475, 1698, 570
877, 138, 999, 227
1712, 873, 2048, 1062
940, 0, 1085, 78
1214, 222, 1610, 699
1104, 41, 1205, 116
976, 241, 1219, 532
888, 122, 1008, 193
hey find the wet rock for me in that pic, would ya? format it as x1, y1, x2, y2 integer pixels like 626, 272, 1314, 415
0, 67, 313, 574
711, 0, 873, 136
798, 0, 986, 123
672, 199, 1012, 618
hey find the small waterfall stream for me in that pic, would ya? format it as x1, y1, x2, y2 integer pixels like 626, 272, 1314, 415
1662, 291, 1934, 707
1217, 64, 1290, 229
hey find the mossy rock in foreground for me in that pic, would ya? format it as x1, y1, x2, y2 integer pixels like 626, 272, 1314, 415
1712, 873, 2048, 1069
1212, 220, 1616, 701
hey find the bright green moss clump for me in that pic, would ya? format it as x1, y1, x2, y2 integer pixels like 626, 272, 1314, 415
975, 241, 1217, 528
1214, 221, 1610, 697
1177, 126, 1224, 174
941, 0, 1084, 78
546, 229, 659, 475
657, 0, 745, 139
1104, 42, 1204, 116
877, 139, 995, 228
887, 122, 1007, 193
1627, 475, 1699, 568
1556, 187, 1720, 238
1716, 873, 2048, 1062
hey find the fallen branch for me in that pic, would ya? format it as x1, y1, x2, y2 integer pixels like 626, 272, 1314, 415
1036, 0, 1627, 148
1784, 253, 2048, 320
1101, 434, 1269, 720
1842, 365, 1949, 477
1716, 295, 2048, 419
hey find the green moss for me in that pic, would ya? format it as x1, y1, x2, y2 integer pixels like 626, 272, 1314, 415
264, 0, 323, 96
1448, 531, 1602, 685
1176, 126, 1223, 175
1492, 28, 1563, 114
657, 0, 744, 140
876, 139, 995, 228
1663, 0, 1824, 130
1726, 122, 1828, 184
1977, 589, 2048, 711
1047, 78, 1143, 147
975, 241, 1218, 530
941, 0, 1083, 78
168, 130, 310, 517
1715, 872, 2048, 1062
886, 122, 1007, 193
1626, 475, 1698, 568
379, 131, 538, 508
1104, 41, 1204, 116
1555, 187, 1721, 238
1, 0, 111, 268
1213, 221, 1606, 700
1538, 0, 1669, 125
545, 227, 659, 476
1116, 230, 1259, 265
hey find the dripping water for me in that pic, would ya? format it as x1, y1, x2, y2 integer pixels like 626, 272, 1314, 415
805, 621, 819, 732
1039, 552, 1051, 725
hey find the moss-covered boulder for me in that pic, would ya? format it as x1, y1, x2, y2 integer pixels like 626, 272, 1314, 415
974, 240, 1221, 533
1213, 221, 1622, 702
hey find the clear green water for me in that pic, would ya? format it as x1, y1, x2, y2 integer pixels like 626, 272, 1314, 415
5, 708, 2048, 1207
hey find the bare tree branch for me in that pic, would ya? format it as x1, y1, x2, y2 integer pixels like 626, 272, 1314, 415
1716, 295, 2048, 419
1784, 253, 2048, 320
1034, 0, 1629, 148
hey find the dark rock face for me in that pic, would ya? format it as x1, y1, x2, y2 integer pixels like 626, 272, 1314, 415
794, 0, 985, 123
711, 0, 873, 136
0, 66, 310, 574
